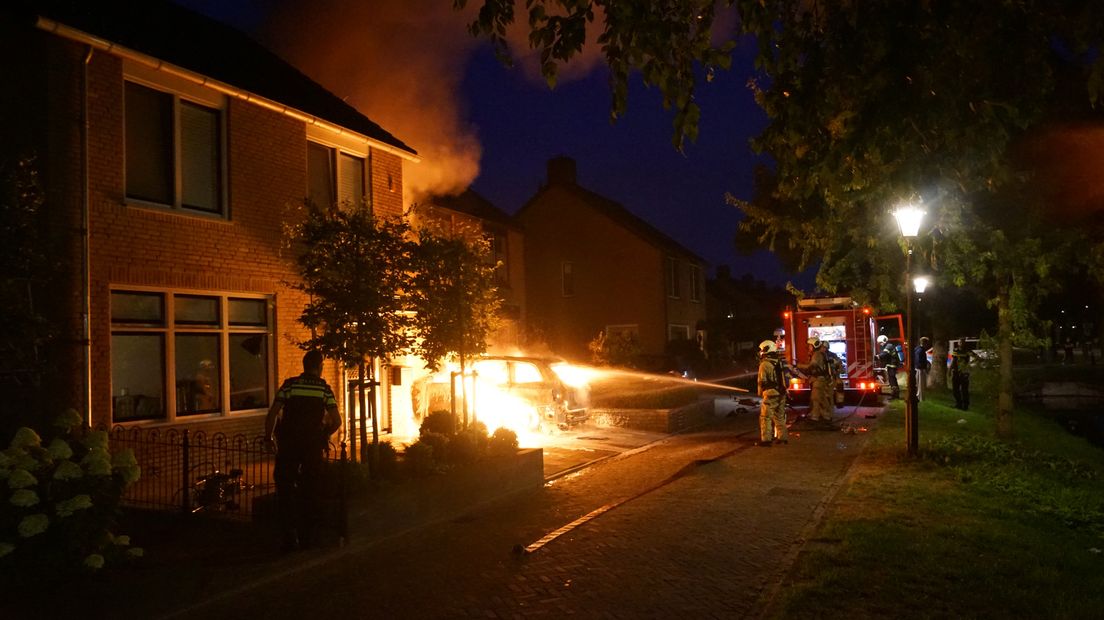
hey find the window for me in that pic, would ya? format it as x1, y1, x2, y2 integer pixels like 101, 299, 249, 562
666, 256, 681, 299
561, 261, 575, 297
125, 81, 223, 214
485, 230, 509, 285
668, 324, 691, 342
111, 291, 273, 423
308, 141, 369, 209
689, 264, 702, 303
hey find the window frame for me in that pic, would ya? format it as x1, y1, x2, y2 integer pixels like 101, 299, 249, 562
110, 288, 275, 424
666, 256, 681, 299
561, 261, 575, 297
307, 138, 372, 210
689, 263, 702, 303
122, 70, 228, 218
668, 324, 691, 342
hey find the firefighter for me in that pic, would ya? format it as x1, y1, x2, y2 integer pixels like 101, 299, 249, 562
878, 335, 901, 400
799, 336, 835, 428
265, 350, 342, 551
756, 340, 789, 446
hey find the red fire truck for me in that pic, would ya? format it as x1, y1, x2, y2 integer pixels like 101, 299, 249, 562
779, 297, 903, 405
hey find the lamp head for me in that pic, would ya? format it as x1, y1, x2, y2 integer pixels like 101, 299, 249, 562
893, 202, 926, 238
913, 275, 930, 293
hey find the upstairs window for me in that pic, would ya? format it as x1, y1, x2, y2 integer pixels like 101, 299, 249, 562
689, 264, 702, 303
125, 81, 223, 215
484, 230, 509, 285
666, 256, 681, 299
308, 141, 368, 209
561, 261, 575, 297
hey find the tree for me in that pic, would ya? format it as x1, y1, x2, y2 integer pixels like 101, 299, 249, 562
732, 0, 1104, 438
409, 225, 501, 427
0, 156, 64, 436
457, 0, 1104, 439
284, 202, 416, 468
455, 0, 736, 150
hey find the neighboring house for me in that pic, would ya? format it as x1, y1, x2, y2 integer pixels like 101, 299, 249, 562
417, 189, 526, 352
516, 156, 707, 368
1, 1, 419, 436
705, 266, 792, 371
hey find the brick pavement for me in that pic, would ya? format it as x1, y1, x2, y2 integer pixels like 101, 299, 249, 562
165, 404, 881, 619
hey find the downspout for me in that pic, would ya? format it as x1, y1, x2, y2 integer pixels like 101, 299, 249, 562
81, 45, 93, 426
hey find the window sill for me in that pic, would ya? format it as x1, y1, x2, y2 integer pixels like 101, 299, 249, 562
124, 198, 229, 223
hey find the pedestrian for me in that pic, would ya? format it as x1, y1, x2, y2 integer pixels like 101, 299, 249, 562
877, 335, 900, 400
798, 336, 835, 428
756, 340, 789, 447
1064, 337, 1075, 364
265, 349, 342, 552
950, 350, 971, 410
913, 336, 931, 402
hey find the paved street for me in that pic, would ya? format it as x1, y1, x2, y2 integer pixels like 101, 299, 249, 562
166, 405, 879, 619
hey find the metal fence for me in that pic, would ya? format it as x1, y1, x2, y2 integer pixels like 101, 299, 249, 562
106, 425, 345, 521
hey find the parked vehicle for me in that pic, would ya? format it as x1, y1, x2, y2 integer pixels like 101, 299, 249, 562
413, 355, 588, 431
780, 297, 902, 404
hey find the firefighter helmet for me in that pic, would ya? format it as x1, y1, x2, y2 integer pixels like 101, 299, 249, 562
807, 336, 822, 349
877, 335, 888, 345
759, 340, 777, 355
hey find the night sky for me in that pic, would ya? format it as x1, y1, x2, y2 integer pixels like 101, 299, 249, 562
177, 0, 816, 288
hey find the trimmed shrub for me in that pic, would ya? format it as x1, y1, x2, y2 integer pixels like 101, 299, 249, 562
420, 410, 457, 437
417, 431, 450, 466
488, 428, 519, 458
450, 427, 487, 465
375, 440, 399, 479
403, 440, 436, 476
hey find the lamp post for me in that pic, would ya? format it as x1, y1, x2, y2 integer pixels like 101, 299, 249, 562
894, 203, 925, 456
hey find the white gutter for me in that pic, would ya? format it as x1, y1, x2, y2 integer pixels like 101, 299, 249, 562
36, 17, 421, 164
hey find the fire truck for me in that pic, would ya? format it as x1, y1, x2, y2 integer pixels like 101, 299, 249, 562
779, 297, 903, 405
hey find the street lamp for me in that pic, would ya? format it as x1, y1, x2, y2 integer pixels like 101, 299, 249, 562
894, 202, 925, 456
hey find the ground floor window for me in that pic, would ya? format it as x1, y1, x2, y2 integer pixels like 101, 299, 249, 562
110, 289, 273, 423
668, 324, 690, 342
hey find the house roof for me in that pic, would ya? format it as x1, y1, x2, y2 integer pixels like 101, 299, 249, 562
518, 179, 706, 264
428, 189, 519, 230
19, 0, 416, 158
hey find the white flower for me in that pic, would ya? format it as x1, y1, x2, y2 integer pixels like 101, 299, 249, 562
83, 553, 104, 570
46, 438, 73, 461
82, 448, 112, 476
10, 488, 39, 507
0, 542, 14, 558
17, 513, 49, 538
112, 449, 141, 485
7, 469, 37, 490
56, 494, 93, 518
10, 428, 41, 449
126, 547, 144, 558
53, 408, 83, 431
113, 534, 130, 546
82, 430, 109, 452
53, 460, 84, 481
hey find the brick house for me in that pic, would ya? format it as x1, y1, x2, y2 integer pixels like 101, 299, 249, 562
1, 1, 419, 437
417, 189, 526, 352
516, 156, 708, 369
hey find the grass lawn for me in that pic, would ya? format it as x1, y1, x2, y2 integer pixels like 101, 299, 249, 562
772, 376, 1104, 619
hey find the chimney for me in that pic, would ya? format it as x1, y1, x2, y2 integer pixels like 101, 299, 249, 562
547, 156, 577, 186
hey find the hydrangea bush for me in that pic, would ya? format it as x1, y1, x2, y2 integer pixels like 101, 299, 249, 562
0, 410, 141, 580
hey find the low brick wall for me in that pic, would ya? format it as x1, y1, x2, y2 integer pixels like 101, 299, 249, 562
348, 448, 544, 530
590, 399, 716, 434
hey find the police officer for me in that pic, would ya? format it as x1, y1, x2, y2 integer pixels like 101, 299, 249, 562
798, 336, 835, 428
265, 350, 341, 551
757, 340, 789, 446
878, 335, 900, 400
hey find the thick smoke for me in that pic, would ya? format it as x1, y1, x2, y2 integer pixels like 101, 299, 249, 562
263, 0, 484, 202
260, 1, 612, 204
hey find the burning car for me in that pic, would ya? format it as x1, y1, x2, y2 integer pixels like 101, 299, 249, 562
411, 355, 589, 433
